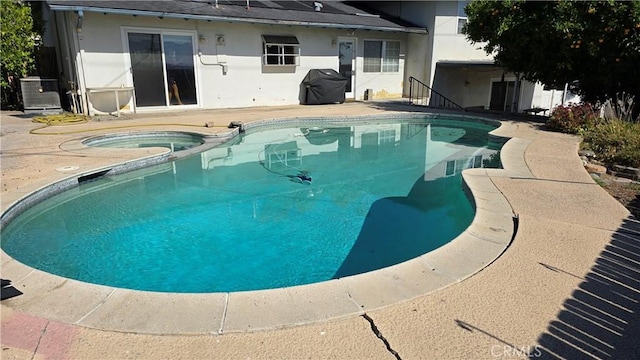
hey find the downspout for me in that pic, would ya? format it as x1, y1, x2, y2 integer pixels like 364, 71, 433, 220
72, 10, 89, 115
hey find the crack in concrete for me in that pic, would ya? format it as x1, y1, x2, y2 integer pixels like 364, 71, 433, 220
362, 313, 401, 360
30, 320, 49, 360
75, 287, 117, 324
218, 292, 229, 334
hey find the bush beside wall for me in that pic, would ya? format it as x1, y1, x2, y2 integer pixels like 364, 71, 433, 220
547, 103, 640, 169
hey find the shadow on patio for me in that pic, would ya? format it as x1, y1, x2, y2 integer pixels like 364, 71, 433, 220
534, 216, 640, 359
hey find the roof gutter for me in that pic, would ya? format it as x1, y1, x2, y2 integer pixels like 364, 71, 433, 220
48, 4, 427, 34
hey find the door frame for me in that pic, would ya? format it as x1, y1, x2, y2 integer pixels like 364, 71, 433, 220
337, 37, 357, 99
488, 76, 518, 111
122, 27, 200, 111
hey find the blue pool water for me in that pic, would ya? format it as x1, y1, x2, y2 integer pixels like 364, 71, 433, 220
1, 118, 501, 293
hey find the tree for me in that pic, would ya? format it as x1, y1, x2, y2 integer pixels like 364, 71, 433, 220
463, 0, 640, 106
1, 0, 39, 109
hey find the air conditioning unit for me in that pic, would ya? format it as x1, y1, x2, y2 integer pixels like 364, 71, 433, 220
20, 77, 62, 114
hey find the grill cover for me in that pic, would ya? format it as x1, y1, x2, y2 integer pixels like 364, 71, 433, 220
301, 69, 348, 105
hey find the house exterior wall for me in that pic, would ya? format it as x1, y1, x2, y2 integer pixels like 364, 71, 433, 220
359, 2, 430, 97
422, 1, 578, 111
356, 34, 408, 100
367, 1, 577, 113
55, 11, 411, 114
50, 1, 575, 114
405, 32, 430, 86
397, 2, 434, 97
430, 4, 489, 73
380, 1, 489, 89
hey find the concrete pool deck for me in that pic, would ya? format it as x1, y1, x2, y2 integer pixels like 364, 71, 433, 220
2, 102, 639, 359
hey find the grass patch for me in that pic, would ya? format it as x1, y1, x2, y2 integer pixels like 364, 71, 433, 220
592, 176, 608, 188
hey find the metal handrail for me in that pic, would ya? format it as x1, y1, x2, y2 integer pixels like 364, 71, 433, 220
409, 76, 465, 110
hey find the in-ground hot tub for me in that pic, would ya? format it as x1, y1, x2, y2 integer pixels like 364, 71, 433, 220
82, 131, 205, 152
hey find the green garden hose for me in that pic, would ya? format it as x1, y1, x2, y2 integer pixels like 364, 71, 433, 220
29, 113, 228, 135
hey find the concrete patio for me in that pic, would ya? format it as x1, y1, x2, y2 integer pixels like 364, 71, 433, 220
1, 101, 638, 359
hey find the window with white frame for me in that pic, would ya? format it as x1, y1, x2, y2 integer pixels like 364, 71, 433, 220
363, 40, 400, 73
262, 35, 300, 66
379, 129, 396, 145
445, 160, 456, 177
457, 1, 470, 34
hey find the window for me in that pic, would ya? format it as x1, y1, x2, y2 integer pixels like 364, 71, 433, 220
363, 41, 382, 72
473, 155, 483, 168
363, 40, 400, 73
382, 41, 400, 72
445, 160, 456, 177
457, 1, 469, 34
262, 35, 299, 66
379, 129, 396, 145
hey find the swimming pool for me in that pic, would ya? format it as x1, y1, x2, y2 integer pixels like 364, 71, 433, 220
1, 117, 502, 293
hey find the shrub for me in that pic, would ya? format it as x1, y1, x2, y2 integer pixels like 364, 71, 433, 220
546, 103, 599, 134
545, 100, 640, 168
601, 92, 639, 123
1, 1, 39, 110
581, 119, 640, 168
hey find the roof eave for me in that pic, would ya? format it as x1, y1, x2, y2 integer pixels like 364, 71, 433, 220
436, 60, 497, 67
48, 4, 427, 34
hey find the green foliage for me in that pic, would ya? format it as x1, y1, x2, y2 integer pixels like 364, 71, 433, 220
601, 92, 639, 122
592, 175, 607, 188
1, 0, 39, 108
546, 103, 598, 134
547, 99, 640, 168
463, 1, 640, 105
581, 119, 640, 168
482, 151, 502, 169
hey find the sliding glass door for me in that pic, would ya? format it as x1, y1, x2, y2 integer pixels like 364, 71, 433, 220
163, 35, 196, 106
127, 32, 197, 108
128, 33, 165, 107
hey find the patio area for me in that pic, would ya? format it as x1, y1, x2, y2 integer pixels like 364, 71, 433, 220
1, 101, 638, 359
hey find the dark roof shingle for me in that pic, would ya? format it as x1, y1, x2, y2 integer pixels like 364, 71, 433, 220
46, 0, 426, 33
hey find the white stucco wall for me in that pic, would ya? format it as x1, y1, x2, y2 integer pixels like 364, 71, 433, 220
373, 1, 491, 88
391, 1, 570, 114
397, 2, 434, 92
405, 33, 430, 87
56, 3, 570, 116
59, 11, 413, 114
426, 1, 492, 88
355, 34, 407, 100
